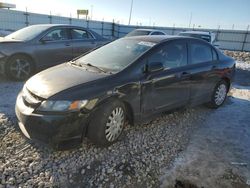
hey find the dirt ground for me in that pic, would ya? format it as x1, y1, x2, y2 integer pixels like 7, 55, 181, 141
160, 64, 250, 188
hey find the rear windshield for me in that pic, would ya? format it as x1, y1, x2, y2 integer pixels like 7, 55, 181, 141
126, 30, 151, 37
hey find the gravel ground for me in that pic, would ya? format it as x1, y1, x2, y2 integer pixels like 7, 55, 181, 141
0, 50, 249, 187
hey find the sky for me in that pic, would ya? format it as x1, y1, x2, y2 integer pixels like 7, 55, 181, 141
2, 0, 250, 30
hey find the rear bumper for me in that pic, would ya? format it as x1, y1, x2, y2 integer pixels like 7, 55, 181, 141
15, 93, 89, 149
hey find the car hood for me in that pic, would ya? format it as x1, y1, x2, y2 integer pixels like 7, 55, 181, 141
25, 63, 109, 99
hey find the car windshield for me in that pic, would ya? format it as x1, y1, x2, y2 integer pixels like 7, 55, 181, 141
5, 25, 50, 41
126, 30, 151, 37
75, 38, 155, 72
179, 33, 211, 42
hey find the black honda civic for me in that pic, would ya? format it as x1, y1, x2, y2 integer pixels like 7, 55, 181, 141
15, 35, 235, 149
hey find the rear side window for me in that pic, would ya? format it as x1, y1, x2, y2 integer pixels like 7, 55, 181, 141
148, 41, 187, 69
71, 29, 93, 40
190, 43, 213, 64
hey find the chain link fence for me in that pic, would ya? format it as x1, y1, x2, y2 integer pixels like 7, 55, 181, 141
0, 8, 250, 51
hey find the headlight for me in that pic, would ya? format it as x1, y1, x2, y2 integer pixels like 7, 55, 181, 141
37, 100, 88, 112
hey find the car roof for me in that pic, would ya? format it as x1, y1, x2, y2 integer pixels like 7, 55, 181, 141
179, 30, 211, 35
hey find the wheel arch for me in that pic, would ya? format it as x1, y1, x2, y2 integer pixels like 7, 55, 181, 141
221, 77, 231, 91
83, 95, 135, 137
95, 96, 135, 125
6, 53, 37, 70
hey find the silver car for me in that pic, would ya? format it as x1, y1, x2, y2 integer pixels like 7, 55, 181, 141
0, 24, 109, 80
125, 29, 166, 37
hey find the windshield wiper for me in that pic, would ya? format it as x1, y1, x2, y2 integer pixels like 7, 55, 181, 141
85, 63, 108, 73
69, 61, 112, 74
69, 61, 84, 67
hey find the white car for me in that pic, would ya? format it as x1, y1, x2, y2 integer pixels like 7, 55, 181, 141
125, 29, 166, 37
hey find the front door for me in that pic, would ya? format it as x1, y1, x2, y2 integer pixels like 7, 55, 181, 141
141, 40, 190, 114
34, 27, 73, 69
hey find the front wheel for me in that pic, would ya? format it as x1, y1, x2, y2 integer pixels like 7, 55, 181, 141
206, 80, 228, 108
87, 100, 126, 146
6, 55, 34, 81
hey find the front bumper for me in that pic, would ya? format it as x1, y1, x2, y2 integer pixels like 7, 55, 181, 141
15, 93, 89, 149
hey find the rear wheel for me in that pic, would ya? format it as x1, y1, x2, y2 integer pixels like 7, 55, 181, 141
6, 55, 34, 81
87, 100, 126, 146
206, 80, 228, 108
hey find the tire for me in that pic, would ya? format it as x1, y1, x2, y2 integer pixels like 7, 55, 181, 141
206, 80, 228, 109
87, 100, 126, 146
6, 55, 34, 81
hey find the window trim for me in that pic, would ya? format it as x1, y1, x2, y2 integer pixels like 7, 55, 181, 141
188, 40, 213, 65
39, 27, 71, 43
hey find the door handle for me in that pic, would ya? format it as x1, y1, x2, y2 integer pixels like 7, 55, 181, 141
176, 72, 191, 79
64, 43, 71, 47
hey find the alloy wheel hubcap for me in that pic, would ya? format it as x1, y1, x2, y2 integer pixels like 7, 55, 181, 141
105, 107, 125, 142
10, 59, 31, 79
215, 84, 227, 105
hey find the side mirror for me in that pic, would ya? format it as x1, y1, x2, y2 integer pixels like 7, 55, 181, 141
147, 62, 164, 73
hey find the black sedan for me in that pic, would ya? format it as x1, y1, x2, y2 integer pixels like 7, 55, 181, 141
15, 36, 235, 149
0, 24, 109, 80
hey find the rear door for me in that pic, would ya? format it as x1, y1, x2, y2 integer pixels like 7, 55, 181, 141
187, 40, 219, 104
34, 27, 73, 69
70, 28, 97, 57
141, 40, 190, 114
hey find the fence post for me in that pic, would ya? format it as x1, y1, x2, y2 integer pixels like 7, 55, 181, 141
215, 25, 220, 42
117, 23, 120, 38
172, 24, 175, 35
112, 19, 115, 38
101, 21, 104, 36
241, 25, 249, 52
48, 12, 52, 24
69, 14, 72, 25
86, 19, 89, 29
24, 9, 29, 26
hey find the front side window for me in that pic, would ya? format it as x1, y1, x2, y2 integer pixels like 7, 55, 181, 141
190, 43, 213, 64
148, 41, 187, 69
71, 29, 93, 40
43, 28, 69, 41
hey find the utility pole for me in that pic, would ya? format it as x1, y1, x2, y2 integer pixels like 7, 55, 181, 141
128, 0, 134, 25
91, 5, 93, 20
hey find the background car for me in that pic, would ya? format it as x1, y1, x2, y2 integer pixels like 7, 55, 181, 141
125, 29, 166, 37
15, 36, 235, 149
0, 24, 110, 80
178, 30, 215, 43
